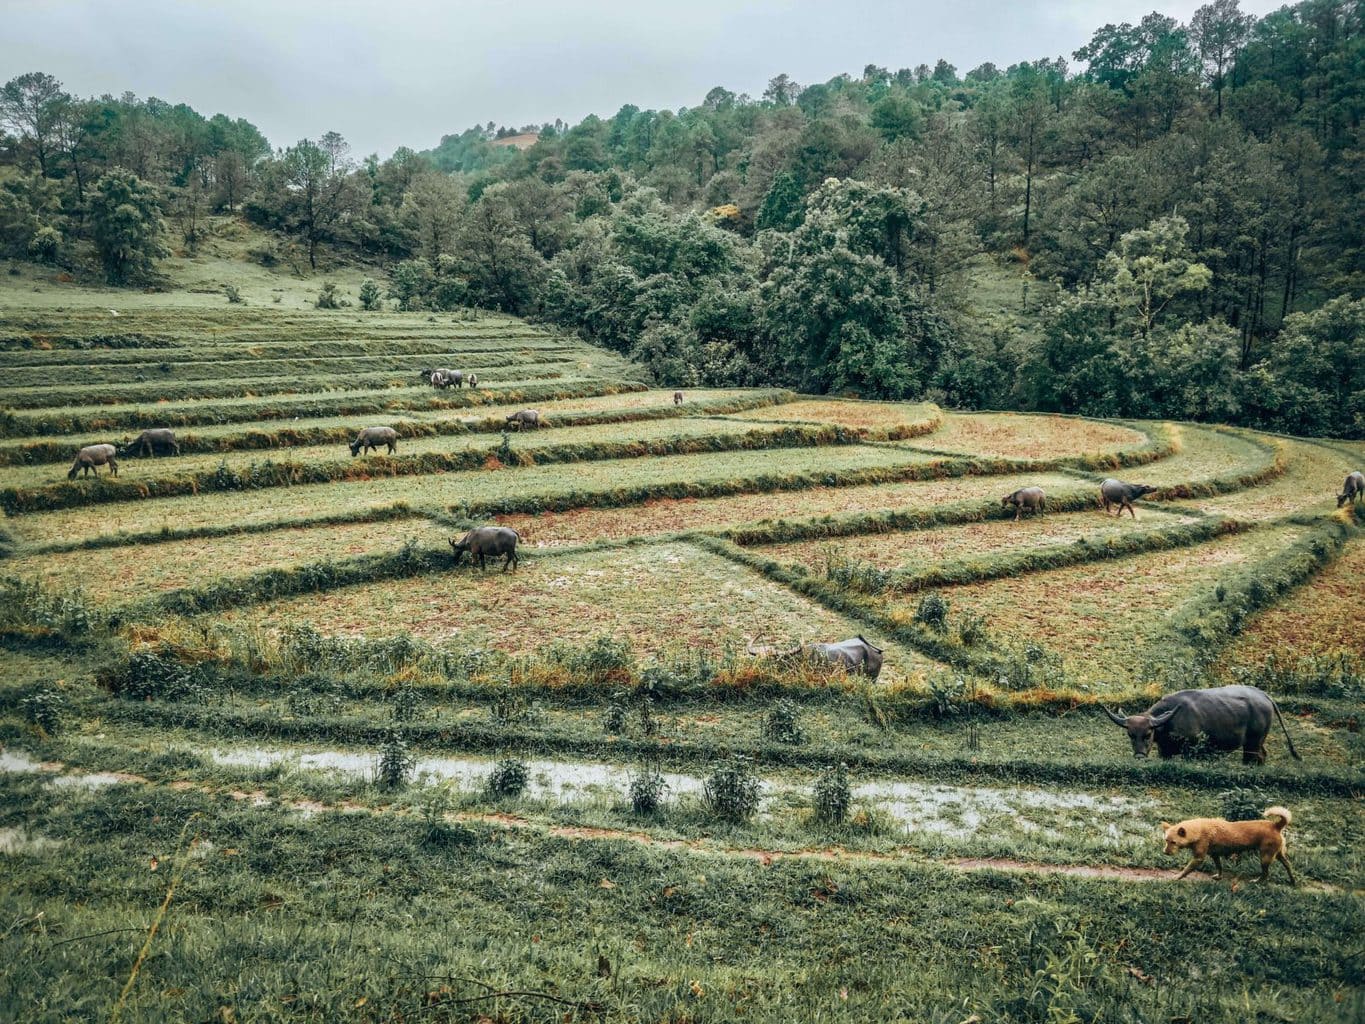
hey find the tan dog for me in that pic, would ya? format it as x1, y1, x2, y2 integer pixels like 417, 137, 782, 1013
1161, 806, 1295, 884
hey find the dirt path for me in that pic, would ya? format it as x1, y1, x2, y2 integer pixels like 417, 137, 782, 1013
7, 751, 1350, 894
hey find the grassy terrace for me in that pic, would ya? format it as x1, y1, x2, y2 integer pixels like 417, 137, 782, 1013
893, 410, 1149, 459
205, 541, 940, 669
877, 526, 1307, 676
5, 443, 937, 548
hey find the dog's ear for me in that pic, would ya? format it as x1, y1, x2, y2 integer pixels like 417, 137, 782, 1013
1177, 826, 1186, 837
1159, 822, 1170, 831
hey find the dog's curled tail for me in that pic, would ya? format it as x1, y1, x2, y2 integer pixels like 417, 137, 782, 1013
1264, 806, 1292, 830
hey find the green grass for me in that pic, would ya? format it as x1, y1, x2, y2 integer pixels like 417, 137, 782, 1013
2, 261, 1362, 1024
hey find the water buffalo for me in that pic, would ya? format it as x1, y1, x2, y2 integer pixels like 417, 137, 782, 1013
506, 409, 543, 430
423, 368, 462, 389
1103, 685, 1300, 764
67, 443, 118, 480
747, 636, 884, 681
1002, 486, 1045, 521
120, 428, 179, 458
1100, 478, 1158, 519
349, 426, 399, 456
673, 391, 684, 406
449, 526, 520, 572
1338, 471, 1364, 507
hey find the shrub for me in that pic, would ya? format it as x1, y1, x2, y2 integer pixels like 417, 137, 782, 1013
997, 642, 1065, 691
703, 755, 761, 822
20, 686, 64, 736
926, 672, 967, 717
420, 788, 476, 848
316, 281, 342, 309
224, 284, 244, 305
377, 731, 416, 788
628, 763, 667, 815
637, 696, 660, 737
762, 699, 805, 744
491, 691, 541, 726
485, 756, 529, 798
955, 611, 987, 646
389, 686, 423, 723
358, 277, 383, 311
914, 591, 950, 631
1219, 785, 1274, 822
812, 762, 852, 825
603, 692, 629, 734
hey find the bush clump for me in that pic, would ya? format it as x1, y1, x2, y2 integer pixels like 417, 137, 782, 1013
20, 686, 64, 736
703, 755, 761, 822
914, 591, 950, 631
628, 763, 667, 815
812, 762, 852, 825
761, 699, 805, 744
485, 756, 530, 798
377, 731, 416, 788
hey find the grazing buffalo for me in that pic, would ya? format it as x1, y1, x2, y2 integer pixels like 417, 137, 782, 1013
1002, 486, 1046, 521
449, 526, 520, 572
120, 428, 179, 458
748, 636, 884, 681
349, 426, 399, 456
67, 443, 118, 480
506, 409, 543, 430
422, 368, 462, 389
1338, 471, 1364, 507
1100, 478, 1158, 519
1103, 685, 1300, 764
673, 391, 684, 406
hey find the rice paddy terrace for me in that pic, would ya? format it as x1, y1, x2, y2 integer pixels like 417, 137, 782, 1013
1, 304, 1362, 1022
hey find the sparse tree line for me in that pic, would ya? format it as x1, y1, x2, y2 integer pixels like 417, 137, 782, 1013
0, 0, 1360, 436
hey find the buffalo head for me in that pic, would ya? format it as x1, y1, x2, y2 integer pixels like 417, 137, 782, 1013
1103, 706, 1179, 757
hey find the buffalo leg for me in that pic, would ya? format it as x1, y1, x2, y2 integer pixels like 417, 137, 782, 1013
109, 458, 118, 477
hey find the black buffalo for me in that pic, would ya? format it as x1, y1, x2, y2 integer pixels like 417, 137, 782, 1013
120, 428, 180, 457
748, 636, 884, 681
1104, 685, 1300, 764
449, 526, 520, 572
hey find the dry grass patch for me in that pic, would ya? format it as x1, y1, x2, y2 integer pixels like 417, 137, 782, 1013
897, 412, 1147, 460
724, 399, 938, 435
878, 527, 1307, 676
211, 541, 938, 670
1228, 540, 1365, 664
755, 508, 1200, 573
1171, 438, 1358, 521
500, 472, 1084, 546
5, 519, 447, 601
1134, 425, 1270, 489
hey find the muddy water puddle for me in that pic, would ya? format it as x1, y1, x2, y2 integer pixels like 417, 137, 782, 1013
205, 744, 1151, 839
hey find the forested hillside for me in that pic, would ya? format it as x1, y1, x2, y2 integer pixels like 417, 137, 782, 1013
1, 0, 1361, 436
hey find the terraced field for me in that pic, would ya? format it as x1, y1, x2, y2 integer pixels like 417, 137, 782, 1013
1, 299, 1361, 1024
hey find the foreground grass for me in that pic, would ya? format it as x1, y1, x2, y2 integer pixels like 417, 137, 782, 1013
1, 773, 1360, 1023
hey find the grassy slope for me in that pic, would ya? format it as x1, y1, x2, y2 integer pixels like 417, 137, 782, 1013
1, 247, 1362, 1023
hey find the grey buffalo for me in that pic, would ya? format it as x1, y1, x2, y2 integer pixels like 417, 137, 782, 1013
1338, 471, 1364, 507
422, 368, 462, 389
120, 428, 179, 458
1002, 486, 1045, 521
748, 636, 884, 681
1103, 685, 1300, 764
349, 426, 399, 456
506, 409, 543, 430
449, 526, 520, 572
1100, 478, 1158, 518
67, 443, 118, 480
673, 391, 684, 406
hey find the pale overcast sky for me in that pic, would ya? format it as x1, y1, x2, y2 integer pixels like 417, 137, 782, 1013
2, 0, 1287, 158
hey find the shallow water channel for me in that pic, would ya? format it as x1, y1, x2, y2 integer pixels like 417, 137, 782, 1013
2, 743, 1153, 842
